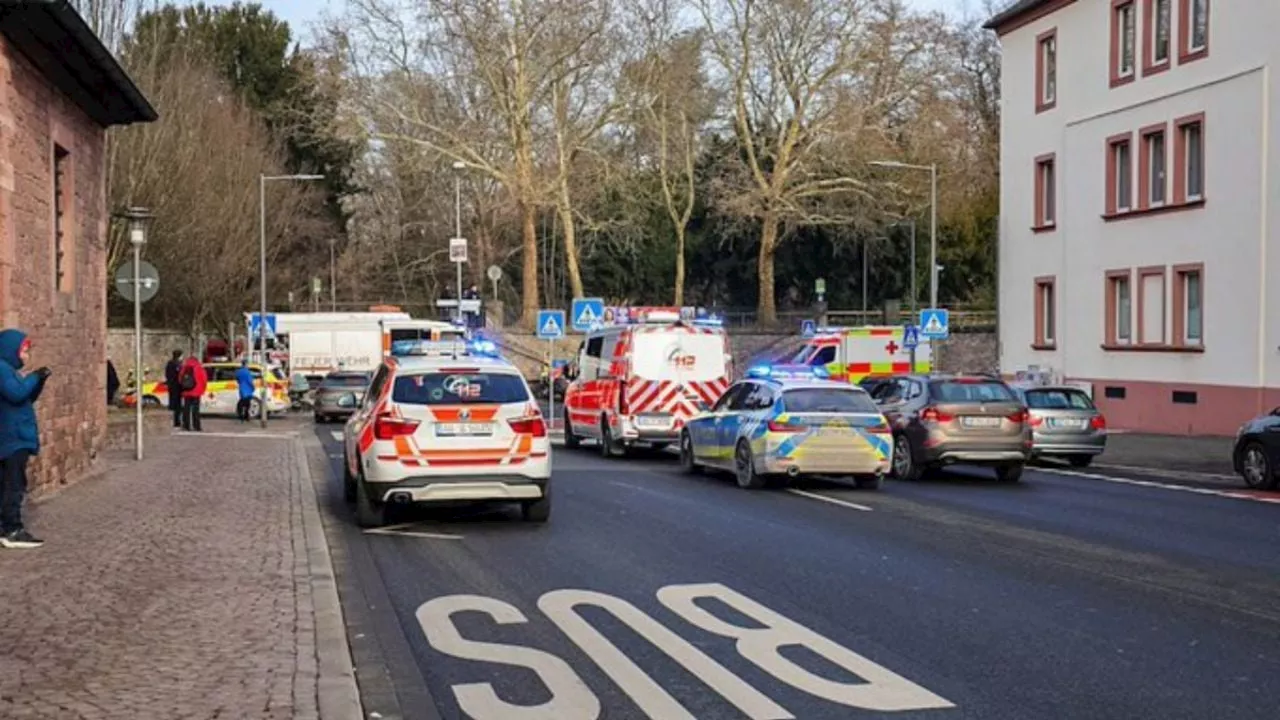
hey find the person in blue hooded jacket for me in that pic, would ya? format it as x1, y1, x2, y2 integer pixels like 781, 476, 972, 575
0, 329, 51, 549
234, 360, 256, 422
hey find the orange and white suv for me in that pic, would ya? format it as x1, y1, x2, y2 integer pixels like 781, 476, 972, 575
342, 341, 551, 526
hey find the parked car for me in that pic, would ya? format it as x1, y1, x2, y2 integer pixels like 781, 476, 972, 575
314, 371, 371, 424
870, 374, 1031, 482
1232, 408, 1280, 490
1009, 384, 1107, 467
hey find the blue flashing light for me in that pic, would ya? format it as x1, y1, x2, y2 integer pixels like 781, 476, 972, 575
692, 315, 724, 327
746, 365, 772, 378
810, 365, 830, 379
746, 363, 829, 380
468, 339, 499, 356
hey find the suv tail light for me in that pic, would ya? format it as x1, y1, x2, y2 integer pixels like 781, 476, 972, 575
1006, 409, 1028, 424
373, 414, 420, 440
618, 384, 630, 415
920, 407, 953, 424
508, 416, 548, 437
1028, 415, 1043, 427
767, 420, 804, 432
1090, 414, 1107, 431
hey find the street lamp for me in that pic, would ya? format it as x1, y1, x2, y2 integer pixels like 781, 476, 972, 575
259, 173, 324, 427
869, 161, 938, 310
116, 206, 153, 460
452, 161, 466, 323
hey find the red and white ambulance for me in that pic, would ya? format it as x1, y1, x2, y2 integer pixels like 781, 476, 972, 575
563, 308, 732, 457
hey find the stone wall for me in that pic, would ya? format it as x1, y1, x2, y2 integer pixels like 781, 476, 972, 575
0, 37, 110, 492
106, 328, 198, 385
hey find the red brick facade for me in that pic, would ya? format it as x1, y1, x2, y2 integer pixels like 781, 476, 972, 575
0, 31, 120, 495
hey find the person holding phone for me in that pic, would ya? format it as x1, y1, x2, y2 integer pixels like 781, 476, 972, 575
0, 329, 51, 549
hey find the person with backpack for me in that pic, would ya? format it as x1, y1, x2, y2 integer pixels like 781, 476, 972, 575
164, 350, 183, 427
178, 355, 207, 432
0, 329, 51, 549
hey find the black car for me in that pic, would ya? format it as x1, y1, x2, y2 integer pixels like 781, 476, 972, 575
314, 371, 371, 424
1232, 408, 1280, 489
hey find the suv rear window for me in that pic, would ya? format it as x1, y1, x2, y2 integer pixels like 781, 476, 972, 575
393, 372, 529, 405
1023, 388, 1094, 410
781, 388, 879, 414
929, 379, 1016, 403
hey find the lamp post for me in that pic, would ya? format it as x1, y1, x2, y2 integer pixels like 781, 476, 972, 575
117, 206, 153, 460
452, 161, 466, 324
329, 238, 337, 311
259, 173, 324, 427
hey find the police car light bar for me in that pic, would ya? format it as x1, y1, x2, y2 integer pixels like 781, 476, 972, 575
746, 364, 829, 379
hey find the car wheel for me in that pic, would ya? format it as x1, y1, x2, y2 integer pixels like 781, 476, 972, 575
679, 431, 701, 475
1067, 454, 1093, 468
854, 474, 883, 490
600, 420, 625, 458
1240, 442, 1278, 490
355, 477, 388, 528
343, 453, 357, 504
563, 410, 581, 449
522, 488, 551, 523
142, 395, 162, 408
996, 463, 1025, 483
891, 435, 923, 481
734, 440, 765, 489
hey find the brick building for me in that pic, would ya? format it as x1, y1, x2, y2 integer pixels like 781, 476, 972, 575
0, 1, 156, 490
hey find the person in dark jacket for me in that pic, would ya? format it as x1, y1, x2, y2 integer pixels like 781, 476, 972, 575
234, 361, 256, 422
106, 359, 120, 405
0, 329, 51, 549
164, 350, 184, 427
178, 355, 208, 431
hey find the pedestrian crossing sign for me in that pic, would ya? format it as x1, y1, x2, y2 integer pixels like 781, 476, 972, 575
903, 324, 920, 349
537, 310, 566, 339
571, 297, 605, 331
919, 308, 949, 340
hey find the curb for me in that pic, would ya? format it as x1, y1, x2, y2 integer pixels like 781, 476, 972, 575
292, 438, 365, 720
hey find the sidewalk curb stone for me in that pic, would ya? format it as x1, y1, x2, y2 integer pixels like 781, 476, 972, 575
293, 438, 365, 720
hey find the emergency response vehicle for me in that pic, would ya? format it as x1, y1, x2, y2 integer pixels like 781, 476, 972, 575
380, 318, 468, 357
342, 339, 551, 527
122, 361, 290, 416
680, 365, 892, 489
790, 326, 933, 384
562, 308, 732, 457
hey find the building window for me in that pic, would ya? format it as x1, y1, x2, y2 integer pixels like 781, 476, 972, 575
1106, 134, 1133, 215
1173, 264, 1204, 347
1175, 113, 1205, 204
1112, 1, 1136, 86
1148, 0, 1171, 68
1139, 126, 1167, 208
1115, 274, 1132, 342
1180, 0, 1209, 61
1036, 29, 1057, 112
1034, 277, 1056, 348
53, 144, 71, 293
1034, 154, 1056, 230
1138, 267, 1166, 345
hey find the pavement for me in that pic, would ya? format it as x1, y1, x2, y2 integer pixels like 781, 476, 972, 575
0, 418, 361, 720
308, 423, 1280, 720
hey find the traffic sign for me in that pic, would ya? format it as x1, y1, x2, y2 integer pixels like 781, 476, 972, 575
903, 324, 920, 350
113, 260, 160, 303
919, 309, 949, 340
571, 297, 605, 331
814, 278, 826, 295
486, 265, 503, 282
248, 313, 278, 338
537, 310, 566, 339
800, 319, 816, 338
449, 237, 467, 263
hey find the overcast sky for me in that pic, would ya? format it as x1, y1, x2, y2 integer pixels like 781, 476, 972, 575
257, 0, 987, 43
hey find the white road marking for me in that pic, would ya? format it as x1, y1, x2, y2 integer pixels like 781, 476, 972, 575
363, 525, 464, 540
330, 431, 344, 442
785, 488, 873, 512
419, 583, 951, 718
1039, 467, 1280, 505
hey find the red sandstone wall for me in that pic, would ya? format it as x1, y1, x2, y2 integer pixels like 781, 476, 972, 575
0, 37, 110, 492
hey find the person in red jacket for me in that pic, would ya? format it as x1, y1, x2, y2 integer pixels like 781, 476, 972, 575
177, 355, 208, 432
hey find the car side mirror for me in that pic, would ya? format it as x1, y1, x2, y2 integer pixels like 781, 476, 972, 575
564, 363, 579, 380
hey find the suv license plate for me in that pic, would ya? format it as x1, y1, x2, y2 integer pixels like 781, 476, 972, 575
436, 423, 494, 436
1049, 417, 1086, 429
961, 416, 1001, 428
636, 416, 670, 427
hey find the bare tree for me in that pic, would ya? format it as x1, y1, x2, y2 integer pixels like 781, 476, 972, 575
623, 0, 715, 305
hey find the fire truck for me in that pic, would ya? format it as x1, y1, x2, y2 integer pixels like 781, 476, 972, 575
563, 307, 732, 457
789, 326, 933, 384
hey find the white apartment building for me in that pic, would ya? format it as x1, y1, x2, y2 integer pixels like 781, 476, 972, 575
988, 0, 1280, 435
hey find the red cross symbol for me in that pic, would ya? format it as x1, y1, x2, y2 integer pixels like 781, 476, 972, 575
885, 340, 899, 354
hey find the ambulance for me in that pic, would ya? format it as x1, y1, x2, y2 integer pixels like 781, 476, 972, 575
789, 326, 933, 384
563, 307, 733, 457
380, 318, 468, 357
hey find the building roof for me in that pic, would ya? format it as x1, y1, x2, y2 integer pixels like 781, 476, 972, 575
983, 0, 1056, 32
0, 0, 157, 126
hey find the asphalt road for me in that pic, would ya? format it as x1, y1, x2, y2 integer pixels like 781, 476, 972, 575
309, 424, 1280, 720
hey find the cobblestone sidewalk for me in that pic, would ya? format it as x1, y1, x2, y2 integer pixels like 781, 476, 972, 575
0, 433, 360, 720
